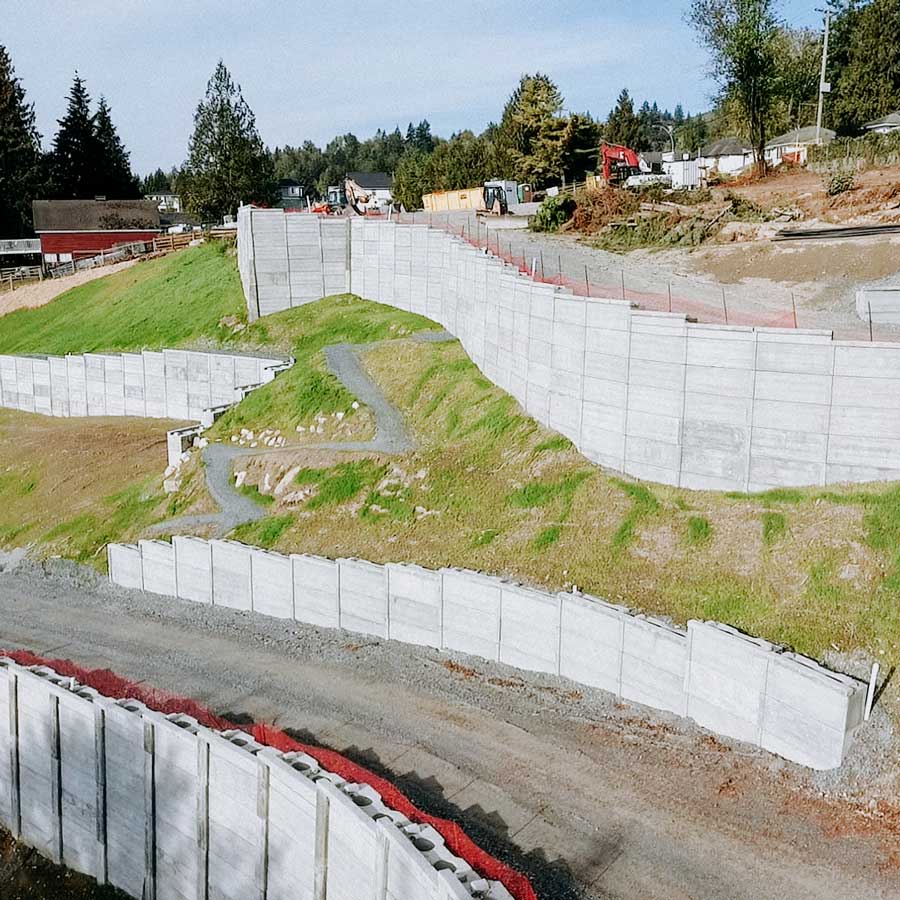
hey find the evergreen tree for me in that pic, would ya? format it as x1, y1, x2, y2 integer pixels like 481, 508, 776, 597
414, 120, 434, 153
677, 113, 710, 153
142, 168, 171, 194
94, 97, 140, 198
831, 0, 900, 131
179, 61, 275, 220
604, 88, 645, 149
50, 72, 102, 198
496, 73, 564, 181
0, 44, 44, 237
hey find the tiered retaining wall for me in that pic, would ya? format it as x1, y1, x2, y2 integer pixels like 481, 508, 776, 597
237, 208, 900, 491
0, 656, 516, 900
108, 538, 866, 770
0, 349, 290, 465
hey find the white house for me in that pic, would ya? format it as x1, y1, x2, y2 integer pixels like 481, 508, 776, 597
765, 126, 835, 167
863, 112, 900, 134
346, 171, 393, 210
699, 138, 755, 177
145, 192, 181, 213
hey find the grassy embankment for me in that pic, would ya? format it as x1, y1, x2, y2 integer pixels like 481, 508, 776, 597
1, 241, 899, 673
234, 334, 900, 668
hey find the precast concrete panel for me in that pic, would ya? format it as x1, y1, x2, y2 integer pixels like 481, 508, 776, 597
386, 563, 442, 649
499, 585, 560, 675
337, 558, 388, 638
440, 569, 502, 661
138, 539, 177, 596
107, 543, 143, 591
558, 593, 626, 693
173, 536, 212, 605
250, 548, 294, 619
292, 554, 340, 629
620, 616, 687, 716
210, 540, 252, 611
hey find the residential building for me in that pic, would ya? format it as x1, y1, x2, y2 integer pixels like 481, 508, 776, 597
862, 112, 900, 135
146, 192, 182, 213
764, 126, 835, 167
699, 138, 755, 177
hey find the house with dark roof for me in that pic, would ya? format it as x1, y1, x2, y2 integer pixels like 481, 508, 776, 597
863, 112, 900, 134
765, 126, 835, 167
276, 178, 306, 209
32, 199, 161, 264
699, 137, 755, 176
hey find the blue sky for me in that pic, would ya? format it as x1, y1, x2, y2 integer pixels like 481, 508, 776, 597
5, 1, 823, 175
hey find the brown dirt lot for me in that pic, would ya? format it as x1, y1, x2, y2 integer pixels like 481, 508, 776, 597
0, 410, 211, 562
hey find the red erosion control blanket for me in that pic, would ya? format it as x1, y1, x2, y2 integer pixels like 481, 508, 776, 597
3, 649, 538, 900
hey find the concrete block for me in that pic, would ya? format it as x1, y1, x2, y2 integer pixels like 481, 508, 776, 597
754, 371, 831, 405
211, 540, 253, 611
338, 558, 388, 639
323, 780, 379, 900
440, 568, 502, 661
620, 616, 687, 716
386, 563, 443, 649
292, 554, 340, 629
251, 548, 294, 619
499, 584, 560, 675
761, 653, 866, 770
558, 593, 626, 693
107, 543, 143, 591
173, 535, 213, 605
138, 539, 176, 596
686, 622, 774, 746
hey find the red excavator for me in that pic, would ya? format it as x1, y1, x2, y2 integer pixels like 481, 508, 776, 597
600, 142, 643, 185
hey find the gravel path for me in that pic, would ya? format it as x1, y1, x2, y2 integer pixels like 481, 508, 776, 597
156, 330, 453, 535
1, 557, 897, 900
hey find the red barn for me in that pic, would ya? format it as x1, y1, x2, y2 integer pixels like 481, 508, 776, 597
32, 199, 161, 264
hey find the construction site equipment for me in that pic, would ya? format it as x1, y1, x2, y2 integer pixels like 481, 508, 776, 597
423, 181, 516, 214
598, 142, 672, 190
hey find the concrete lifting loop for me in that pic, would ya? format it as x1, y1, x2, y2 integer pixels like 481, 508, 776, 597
0, 657, 516, 900
238, 205, 900, 492
107, 539, 868, 772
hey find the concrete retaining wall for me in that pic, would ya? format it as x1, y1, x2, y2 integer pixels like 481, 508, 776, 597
0, 349, 291, 466
238, 209, 900, 490
856, 288, 900, 325
0, 657, 511, 900
107, 539, 867, 770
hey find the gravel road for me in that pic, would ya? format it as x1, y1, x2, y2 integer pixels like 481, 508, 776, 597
1, 557, 896, 900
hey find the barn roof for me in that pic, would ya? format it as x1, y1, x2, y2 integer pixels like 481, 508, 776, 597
346, 171, 393, 190
32, 199, 161, 232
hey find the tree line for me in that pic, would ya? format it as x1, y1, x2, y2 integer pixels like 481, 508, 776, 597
2, 0, 898, 235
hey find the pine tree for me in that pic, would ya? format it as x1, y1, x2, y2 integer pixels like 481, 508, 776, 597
142, 168, 171, 194
0, 44, 44, 237
414, 120, 434, 153
50, 72, 102, 198
179, 61, 275, 220
604, 89, 645, 150
94, 97, 140, 198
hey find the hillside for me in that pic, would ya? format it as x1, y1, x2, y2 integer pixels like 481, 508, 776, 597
0, 244, 897, 681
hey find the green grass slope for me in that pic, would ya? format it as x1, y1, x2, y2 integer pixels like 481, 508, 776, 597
0, 242, 245, 355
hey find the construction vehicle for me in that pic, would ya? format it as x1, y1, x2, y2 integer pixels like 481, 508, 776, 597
599, 143, 672, 189
422, 180, 514, 214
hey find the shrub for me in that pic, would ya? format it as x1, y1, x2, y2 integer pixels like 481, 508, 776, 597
825, 170, 856, 196
529, 195, 576, 232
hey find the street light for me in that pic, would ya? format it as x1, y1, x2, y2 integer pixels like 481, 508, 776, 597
653, 122, 677, 156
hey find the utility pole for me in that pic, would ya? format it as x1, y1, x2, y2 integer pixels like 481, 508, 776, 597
816, 10, 831, 145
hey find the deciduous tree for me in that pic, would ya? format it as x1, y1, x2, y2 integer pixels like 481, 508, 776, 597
689, 0, 780, 173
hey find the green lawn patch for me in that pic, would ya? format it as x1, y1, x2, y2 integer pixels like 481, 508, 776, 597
686, 515, 712, 546
0, 243, 245, 355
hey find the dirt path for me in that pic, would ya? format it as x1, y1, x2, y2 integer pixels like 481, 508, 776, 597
0, 259, 138, 318
157, 330, 453, 535
1, 559, 896, 900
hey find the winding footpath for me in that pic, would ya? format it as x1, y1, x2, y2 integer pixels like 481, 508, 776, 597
155, 330, 453, 535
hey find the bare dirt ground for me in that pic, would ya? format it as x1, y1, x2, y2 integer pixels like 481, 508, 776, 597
0, 828, 126, 899
1, 557, 898, 900
0, 259, 138, 318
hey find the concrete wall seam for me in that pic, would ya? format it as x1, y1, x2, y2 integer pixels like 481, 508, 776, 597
0, 657, 514, 900
106, 539, 867, 771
